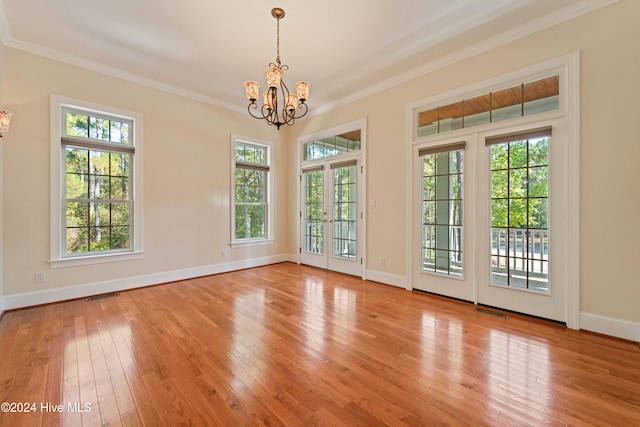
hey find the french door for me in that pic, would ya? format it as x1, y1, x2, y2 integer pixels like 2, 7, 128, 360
412, 137, 475, 301
300, 156, 363, 277
477, 122, 566, 322
412, 121, 568, 322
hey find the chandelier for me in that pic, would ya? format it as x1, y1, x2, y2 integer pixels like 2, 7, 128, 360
0, 110, 13, 138
244, 8, 310, 130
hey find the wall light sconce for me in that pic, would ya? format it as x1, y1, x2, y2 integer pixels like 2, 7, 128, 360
0, 110, 13, 138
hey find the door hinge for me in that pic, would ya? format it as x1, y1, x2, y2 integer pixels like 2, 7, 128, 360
360, 212, 363, 219
299, 247, 302, 254
360, 257, 363, 265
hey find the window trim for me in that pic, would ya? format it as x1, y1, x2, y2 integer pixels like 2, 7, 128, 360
230, 135, 275, 248
406, 52, 580, 327
50, 95, 144, 268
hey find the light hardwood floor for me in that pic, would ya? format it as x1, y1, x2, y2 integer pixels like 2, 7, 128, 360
1, 263, 639, 426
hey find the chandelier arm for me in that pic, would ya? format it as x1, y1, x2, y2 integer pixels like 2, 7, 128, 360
294, 101, 309, 119
247, 101, 266, 120
276, 79, 292, 125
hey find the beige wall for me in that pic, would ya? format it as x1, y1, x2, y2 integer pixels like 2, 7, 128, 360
2, 1, 638, 329
2, 48, 289, 296
287, 0, 640, 324
0, 40, 4, 309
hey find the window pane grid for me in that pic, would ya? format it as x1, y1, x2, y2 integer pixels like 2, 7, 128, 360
235, 143, 267, 165
417, 75, 559, 137
65, 200, 131, 253
65, 110, 131, 145
490, 137, 549, 292
64, 139, 132, 255
421, 150, 463, 277
234, 141, 269, 241
333, 166, 356, 260
304, 170, 324, 254
303, 130, 362, 161
235, 168, 265, 203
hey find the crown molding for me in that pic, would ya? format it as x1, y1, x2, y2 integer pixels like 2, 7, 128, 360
1, 0, 618, 117
310, 0, 619, 117
2, 37, 245, 114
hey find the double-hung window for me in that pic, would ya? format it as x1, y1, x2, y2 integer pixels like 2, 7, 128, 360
232, 136, 273, 245
51, 96, 143, 267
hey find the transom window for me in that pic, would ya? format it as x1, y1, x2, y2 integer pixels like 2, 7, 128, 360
303, 129, 361, 160
417, 75, 559, 137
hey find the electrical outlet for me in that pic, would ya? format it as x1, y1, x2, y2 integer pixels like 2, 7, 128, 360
35, 272, 46, 283
379, 257, 385, 266
221, 250, 228, 259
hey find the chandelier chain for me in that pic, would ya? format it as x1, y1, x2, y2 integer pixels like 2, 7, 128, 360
276, 16, 281, 66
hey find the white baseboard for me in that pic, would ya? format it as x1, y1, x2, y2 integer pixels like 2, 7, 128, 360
3, 254, 293, 311
365, 269, 407, 289
580, 312, 640, 342
5, 258, 638, 344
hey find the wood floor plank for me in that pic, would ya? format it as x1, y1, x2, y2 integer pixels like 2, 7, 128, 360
1, 262, 639, 426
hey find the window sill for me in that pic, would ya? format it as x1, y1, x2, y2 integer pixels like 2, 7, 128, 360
50, 251, 144, 269
230, 238, 274, 249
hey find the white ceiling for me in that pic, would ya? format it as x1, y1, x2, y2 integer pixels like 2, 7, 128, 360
0, 0, 612, 113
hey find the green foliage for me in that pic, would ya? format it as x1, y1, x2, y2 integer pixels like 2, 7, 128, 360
65, 112, 130, 144
305, 170, 323, 221
66, 113, 89, 137
65, 145, 131, 254
234, 143, 268, 239
235, 143, 266, 164
235, 205, 265, 239
333, 166, 356, 222
490, 138, 548, 229
421, 150, 464, 277
422, 151, 463, 228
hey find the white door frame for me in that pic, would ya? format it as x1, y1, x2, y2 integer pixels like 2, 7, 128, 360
299, 155, 364, 276
405, 53, 580, 328
411, 134, 476, 302
297, 118, 367, 279
476, 118, 566, 322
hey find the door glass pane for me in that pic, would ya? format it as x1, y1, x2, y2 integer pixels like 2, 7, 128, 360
490, 136, 549, 292
421, 149, 464, 277
333, 165, 357, 260
304, 170, 323, 254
